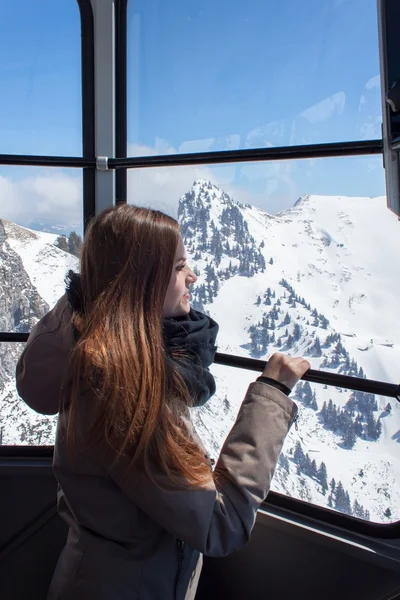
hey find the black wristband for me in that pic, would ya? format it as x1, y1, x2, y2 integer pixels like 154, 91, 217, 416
256, 376, 292, 396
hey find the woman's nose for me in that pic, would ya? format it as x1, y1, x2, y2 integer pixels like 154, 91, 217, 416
187, 267, 198, 284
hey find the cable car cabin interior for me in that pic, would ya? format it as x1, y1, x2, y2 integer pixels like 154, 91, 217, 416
1, 0, 400, 598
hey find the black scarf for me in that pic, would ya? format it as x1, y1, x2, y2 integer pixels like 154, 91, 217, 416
162, 309, 219, 406
65, 271, 219, 407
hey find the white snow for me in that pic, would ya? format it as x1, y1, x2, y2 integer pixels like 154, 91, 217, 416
183, 184, 400, 524
2, 220, 79, 307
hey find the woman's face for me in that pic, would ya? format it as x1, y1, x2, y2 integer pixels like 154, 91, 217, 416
163, 237, 197, 318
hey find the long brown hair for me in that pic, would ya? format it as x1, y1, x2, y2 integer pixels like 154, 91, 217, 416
66, 204, 211, 487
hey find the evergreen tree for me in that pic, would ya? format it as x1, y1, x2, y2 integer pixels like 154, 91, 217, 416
278, 453, 290, 472
269, 257, 274, 265
384, 508, 392, 519
286, 334, 294, 349
317, 462, 328, 494
313, 336, 322, 356
68, 231, 83, 257
385, 402, 392, 413
300, 382, 313, 407
320, 401, 327, 421
375, 417, 382, 440
293, 322, 302, 342
366, 413, 379, 440
354, 414, 364, 438
345, 491, 353, 515
319, 315, 330, 329
294, 441, 306, 470
310, 391, 318, 411
325, 399, 338, 430
310, 459, 318, 478
341, 414, 357, 449
55, 235, 69, 252
353, 499, 365, 519
283, 312, 291, 326
335, 481, 351, 514
307, 336, 322, 357
303, 453, 312, 476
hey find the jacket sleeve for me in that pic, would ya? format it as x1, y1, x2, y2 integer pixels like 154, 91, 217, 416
107, 382, 297, 557
15, 294, 75, 415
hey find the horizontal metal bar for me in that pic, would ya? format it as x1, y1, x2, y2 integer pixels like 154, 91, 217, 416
109, 139, 383, 169
264, 492, 400, 540
0, 333, 29, 342
0, 140, 382, 170
3, 334, 399, 399
0, 154, 96, 168
0, 446, 54, 459
214, 352, 400, 400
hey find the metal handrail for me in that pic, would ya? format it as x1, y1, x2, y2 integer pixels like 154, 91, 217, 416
1, 332, 399, 401
214, 352, 400, 401
109, 139, 383, 169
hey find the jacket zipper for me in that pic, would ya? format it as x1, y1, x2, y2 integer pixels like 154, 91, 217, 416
174, 539, 185, 600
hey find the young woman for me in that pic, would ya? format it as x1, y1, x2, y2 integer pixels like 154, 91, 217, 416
16, 204, 310, 600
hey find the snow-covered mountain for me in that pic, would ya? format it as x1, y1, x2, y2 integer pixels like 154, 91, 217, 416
1, 182, 399, 524
0, 219, 79, 446
179, 180, 400, 524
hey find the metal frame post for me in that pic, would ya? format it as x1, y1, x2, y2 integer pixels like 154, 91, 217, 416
91, 0, 116, 214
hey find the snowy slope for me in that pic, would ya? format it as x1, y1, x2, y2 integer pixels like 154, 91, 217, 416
179, 180, 400, 524
0, 220, 79, 445
2, 220, 78, 307
246, 194, 400, 377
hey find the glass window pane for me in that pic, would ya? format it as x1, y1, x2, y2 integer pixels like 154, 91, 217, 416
0, 166, 82, 332
0, 342, 57, 445
127, 155, 399, 523
127, 0, 382, 155
1, 166, 82, 445
0, 0, 82, 156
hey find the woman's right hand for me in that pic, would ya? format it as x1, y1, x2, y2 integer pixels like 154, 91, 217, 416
261, 353, 310, 391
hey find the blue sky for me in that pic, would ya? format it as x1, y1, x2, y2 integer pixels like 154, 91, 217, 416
0, 0, 385, 226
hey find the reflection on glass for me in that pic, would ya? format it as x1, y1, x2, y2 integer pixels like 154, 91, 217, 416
128, 0, 381, 155
127, 154, 385, 215
0, 0, 82, 155
129, 155, 399, 523
0, 343, 57, 445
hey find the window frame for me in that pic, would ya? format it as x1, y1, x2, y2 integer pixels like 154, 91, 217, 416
0, 0, 96, 345
378, 0, 400, 217
1, 0, 400, 538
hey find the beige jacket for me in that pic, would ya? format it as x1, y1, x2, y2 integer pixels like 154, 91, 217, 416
16, 295, 298, 600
